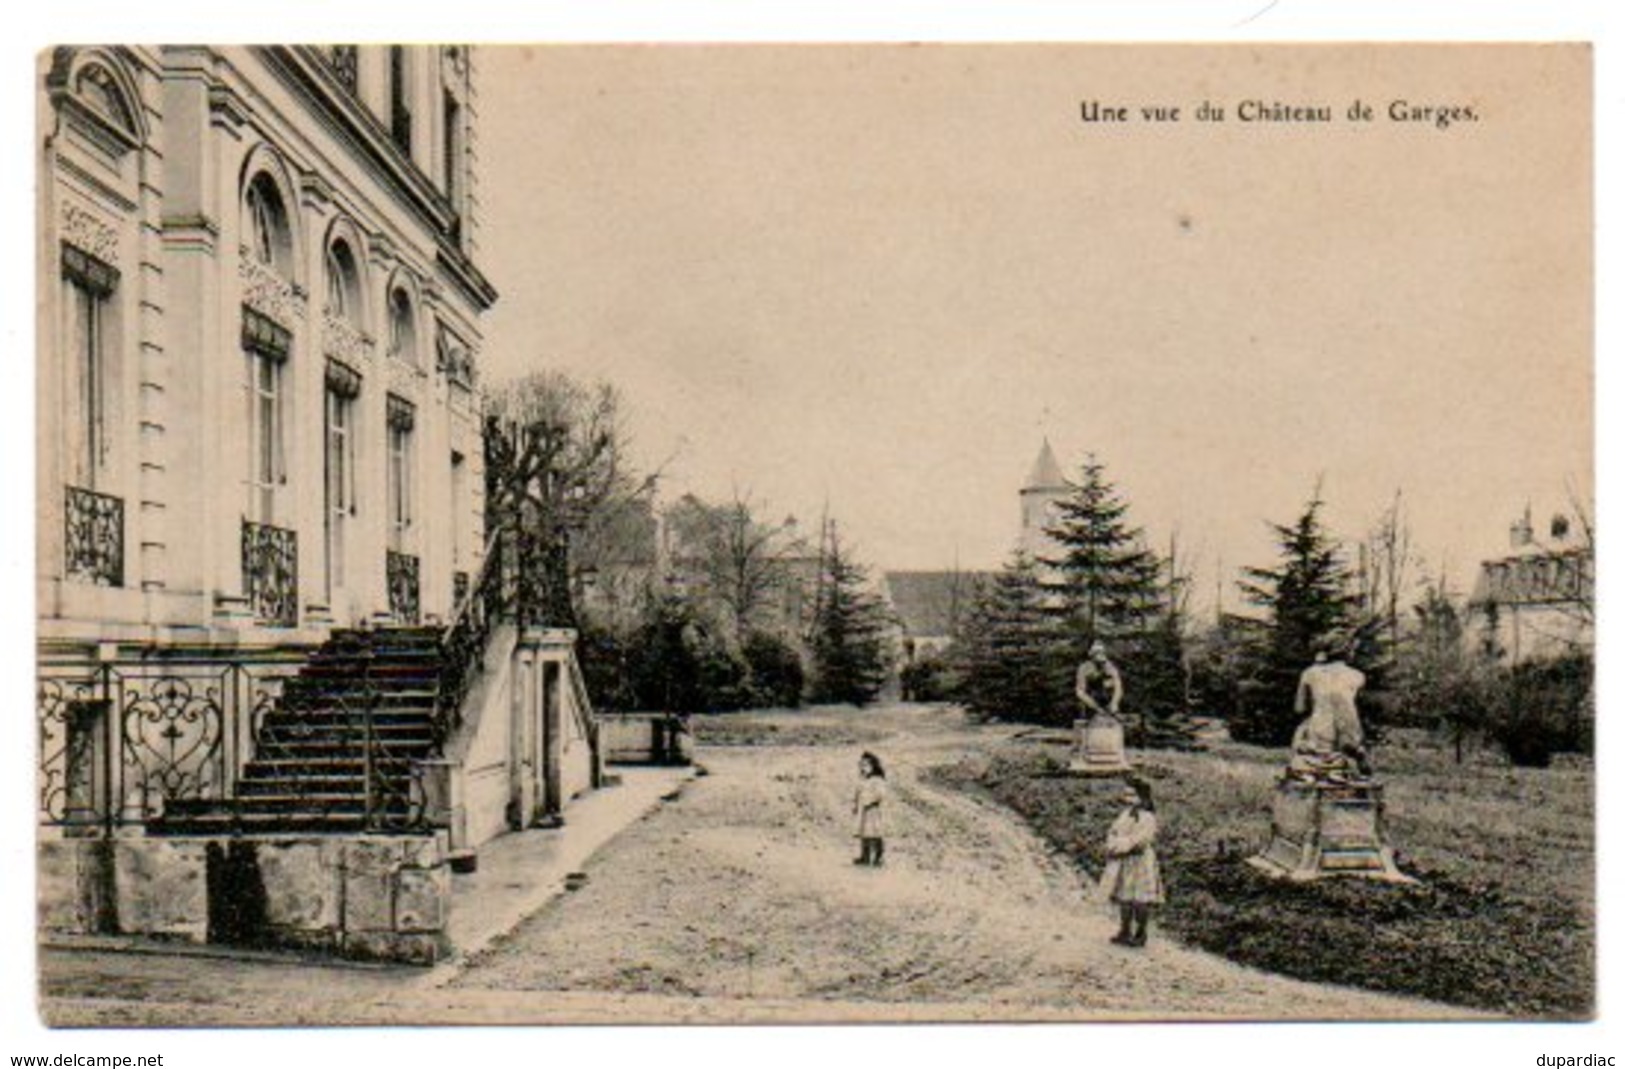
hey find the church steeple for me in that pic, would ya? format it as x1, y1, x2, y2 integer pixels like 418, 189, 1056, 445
1019, 438, 1069, 563
1024, 437, 1066, 492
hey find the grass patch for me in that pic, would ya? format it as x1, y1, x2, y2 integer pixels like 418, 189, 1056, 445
929, 732, 1592, 1018
690, 707, 888, 749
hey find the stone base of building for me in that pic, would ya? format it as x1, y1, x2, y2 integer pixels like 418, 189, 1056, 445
38, 833, 454, 965
1068, 715, 1132, 776
1247, 778, 1414, 883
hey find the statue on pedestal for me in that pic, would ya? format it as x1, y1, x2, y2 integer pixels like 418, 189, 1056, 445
1286, 646, 1373, 784
1249, 639, 1412, 882
1070, 641, 1131, 775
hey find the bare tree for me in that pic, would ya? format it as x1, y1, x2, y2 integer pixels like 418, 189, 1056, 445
1361, 489, 1420, 654
666, 490, 794, 642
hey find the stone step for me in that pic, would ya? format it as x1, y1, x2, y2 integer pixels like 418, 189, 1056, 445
148, 810, 424, 836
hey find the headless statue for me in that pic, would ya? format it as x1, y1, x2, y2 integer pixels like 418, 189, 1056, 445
1287, 650, 1372, 783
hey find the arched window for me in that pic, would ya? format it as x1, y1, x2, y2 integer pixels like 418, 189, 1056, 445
74, 62, 137, 137
388, 288, 417, 364
325, 239, 362, 324
243, 173, 291, 275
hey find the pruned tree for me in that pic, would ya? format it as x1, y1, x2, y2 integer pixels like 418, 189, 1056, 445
485, 371, 637, 627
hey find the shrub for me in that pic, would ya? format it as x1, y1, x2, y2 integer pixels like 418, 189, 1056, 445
1489, 653, 1593, 768
742, 631, 806, 708
899, 653, 957, 703
576, 621, 638, 712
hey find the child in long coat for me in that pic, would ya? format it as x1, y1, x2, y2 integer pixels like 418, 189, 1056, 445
853, 751, 888, 866
1101, 777, 1163, 946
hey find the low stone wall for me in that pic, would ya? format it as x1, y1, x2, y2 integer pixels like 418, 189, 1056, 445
600, 713, 693, 766
38, 834, 452, 965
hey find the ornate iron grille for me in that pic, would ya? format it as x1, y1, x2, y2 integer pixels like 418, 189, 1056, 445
242, 520, 298, 627
387, 550, 421, 624
37, 658, 289, 831
437, 533, 504, 742
37, 650, 434, 835
64, 485, 123, 587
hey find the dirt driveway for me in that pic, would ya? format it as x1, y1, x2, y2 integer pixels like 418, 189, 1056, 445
447, 703, 1462, 1021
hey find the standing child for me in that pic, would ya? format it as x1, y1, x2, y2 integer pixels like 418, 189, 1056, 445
1101, 777, 1163, 947
853, 751, 888, 866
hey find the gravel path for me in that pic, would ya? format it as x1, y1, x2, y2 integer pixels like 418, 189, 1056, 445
446, 704, 1468, 1021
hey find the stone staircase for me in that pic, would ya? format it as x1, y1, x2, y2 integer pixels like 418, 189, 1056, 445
151, 627, 447, 836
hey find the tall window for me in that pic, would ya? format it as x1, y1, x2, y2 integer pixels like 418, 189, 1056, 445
449, 449, 466, 568
242, 308, 291, 524
61, 267, 111, 489
389, 46, 412, 156
249, 350, 282, 522
324, 364, 360, 595
386, 395, 415, 552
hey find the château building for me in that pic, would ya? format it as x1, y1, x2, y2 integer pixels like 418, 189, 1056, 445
37, 46, 601, 963
40, 45, 492, 648
1468, 505, 1594, 665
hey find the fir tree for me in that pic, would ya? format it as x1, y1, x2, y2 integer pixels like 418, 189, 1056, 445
1233, 490, 1361, 745
809, 525, 891, 706
1043, 455, 1163, 644
1044, 455, 1193, 741
954, 552, 1071, 724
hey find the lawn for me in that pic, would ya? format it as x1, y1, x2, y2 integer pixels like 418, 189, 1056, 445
929, 729, 1594, 1018
689, 707, 890, 749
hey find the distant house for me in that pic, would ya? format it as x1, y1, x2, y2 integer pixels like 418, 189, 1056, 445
1469, 506, 1593, 664
882, 570, 988, 663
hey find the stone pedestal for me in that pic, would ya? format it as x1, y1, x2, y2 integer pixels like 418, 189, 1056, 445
1249, 778, 1413, 883
1068, 715, 1131, 776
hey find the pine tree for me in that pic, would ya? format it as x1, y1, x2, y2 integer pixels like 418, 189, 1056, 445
808, 524, 891, 706
954, 552, 1072, 724
1043, 455, 1163, 644
1233, 490, 1361, 745
1043, 455, 1194, 743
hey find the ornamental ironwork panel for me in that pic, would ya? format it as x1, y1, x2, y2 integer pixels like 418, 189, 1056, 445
64, 485, 124, 587
114, 664, 233, 823
387, 550, 420, 624
37, 667, 109, 828
243, 520, 298, 627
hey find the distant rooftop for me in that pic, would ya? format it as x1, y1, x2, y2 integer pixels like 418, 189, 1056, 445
883, 570, 992, 638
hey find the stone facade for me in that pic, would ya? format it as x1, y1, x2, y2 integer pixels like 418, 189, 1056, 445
38, 46, 495, 655
36, 46, 501, 962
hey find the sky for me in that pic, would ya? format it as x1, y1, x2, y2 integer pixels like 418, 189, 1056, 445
475, 44, 1591, 605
